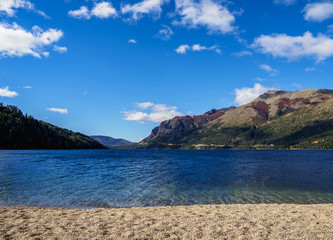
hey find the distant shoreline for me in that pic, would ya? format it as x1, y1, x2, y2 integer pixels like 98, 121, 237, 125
0, 148, 332, 150
1, 204, 332, 239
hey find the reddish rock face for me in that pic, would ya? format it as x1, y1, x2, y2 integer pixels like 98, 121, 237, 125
250, 101, 269, 120
292, 98, 310, 105
276, 97, 326, 111
143, 107, 236, 142
251, 101, 269, 113
249, 96, 330, 121
277, 98, 291, 111
173, 110, 226, 124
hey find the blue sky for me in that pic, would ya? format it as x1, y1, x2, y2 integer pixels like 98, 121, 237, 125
0, 0, 333, 141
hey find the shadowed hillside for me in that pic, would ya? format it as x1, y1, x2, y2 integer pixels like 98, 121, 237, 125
90, 135, 135, 148
0, 103, 105, 149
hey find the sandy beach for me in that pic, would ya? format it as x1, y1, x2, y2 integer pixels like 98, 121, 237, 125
1, 204, 332, 239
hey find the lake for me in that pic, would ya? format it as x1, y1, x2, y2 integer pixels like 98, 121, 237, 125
0, 150, 332, 208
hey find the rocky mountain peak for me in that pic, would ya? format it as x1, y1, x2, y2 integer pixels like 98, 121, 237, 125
141, 107, 236, 143
210, 88, 333, 127
139, 88, 333, 150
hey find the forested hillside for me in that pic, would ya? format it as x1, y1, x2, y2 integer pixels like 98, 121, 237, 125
0, 103, 105, 149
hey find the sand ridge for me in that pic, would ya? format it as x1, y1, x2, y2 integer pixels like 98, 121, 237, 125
1, 204, 332, 239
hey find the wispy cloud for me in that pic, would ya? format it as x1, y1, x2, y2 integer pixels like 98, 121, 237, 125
128, 39, 137, 44
0, 86, 18, 97
260, 64, 279, 74
232, 50, 252, 57
23, 86, 32, 89
274, 0, 297, 6
123, 102, 182, 123
46, 108, 68, 114
121, 0, 167, 21
136, 102, 154, 109
176, 44, 220, 54
53, 45, 68, 53
305, 67, 316, 72
291, 83, 302, 88
328, 24, 333, 33
0, 22, 63, 58
155, 25, 174, 40
252, 31, 333, 62
234, 83, 274, 105
256, 77, 265, 82
0, 0, 47, 17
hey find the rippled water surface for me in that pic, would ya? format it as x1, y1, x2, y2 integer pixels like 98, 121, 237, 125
0, 150, 332, 208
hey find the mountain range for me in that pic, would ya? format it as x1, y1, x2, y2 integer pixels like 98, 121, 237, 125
1, 88, 332, 150
138, 89, 333, 149
90, 135, 135, 148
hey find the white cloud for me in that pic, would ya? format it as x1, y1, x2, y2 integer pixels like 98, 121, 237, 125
121, 0, 166, 21
155, 25, 174, 40
46, 107, 68, 114
92, 1, 117, 18
252, 31, 333, 62
123, 102, 182, 123
303, 2, 333, 22
305, 67, 316, 72
53, 45, 67, 53
192, 44, 207, 51
175, 44, 220, 54
260, 64, 279, 73
0, 0, 47, 17
68, 2, 117, 20
175, 44, 190, 54
23, 85, 32, 88
0, 23, 63, 58
274, 0, 297, 6
232, 50, 252, 57
173, 0, 237, 34
136, 102, 154, 109
128, 39, 137, 43
0, 86, 18, 97
68, 6, 90, 19
234, 83, 273, 105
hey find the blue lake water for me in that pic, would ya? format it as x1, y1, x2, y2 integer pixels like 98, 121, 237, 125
0, 150, 332, 208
